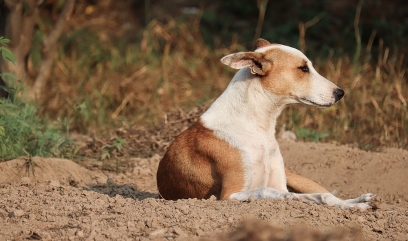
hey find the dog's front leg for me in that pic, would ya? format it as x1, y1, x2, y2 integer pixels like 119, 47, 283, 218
228, 187, 296, 201
266, 146, 288, 192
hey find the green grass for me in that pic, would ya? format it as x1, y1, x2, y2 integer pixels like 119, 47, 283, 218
0, 88, 74, 160
0, 38, 74, 160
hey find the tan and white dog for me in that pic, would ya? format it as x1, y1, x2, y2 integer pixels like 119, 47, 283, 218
156, 38, 374, 211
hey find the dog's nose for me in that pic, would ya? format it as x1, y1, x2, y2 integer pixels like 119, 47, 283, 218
334, 88, 345, 102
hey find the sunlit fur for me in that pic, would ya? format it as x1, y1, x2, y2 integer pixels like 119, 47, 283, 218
157, 39, 374, 211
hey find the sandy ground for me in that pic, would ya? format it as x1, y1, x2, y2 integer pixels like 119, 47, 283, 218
0, 139, 407, 241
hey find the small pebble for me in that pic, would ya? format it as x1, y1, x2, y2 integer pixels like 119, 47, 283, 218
76, 230, 84, 237
49, 180, 60, 188
14, 210, 24, 217
20, 177, 31, 186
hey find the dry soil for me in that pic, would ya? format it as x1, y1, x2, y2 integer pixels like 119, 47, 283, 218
0, 138, 408, 241
1, 103, 408, 241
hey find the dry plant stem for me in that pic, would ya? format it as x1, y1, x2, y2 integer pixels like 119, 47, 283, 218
353, 0, 364, 68
254, 0, 269, 41
0, 0, 39, 81
193, 4, 204, 36
298, 14, 323, 53
31, 0, 76, 99
366, 30, 377, 53
112, 93, 134, 119
120, 66, 148, 87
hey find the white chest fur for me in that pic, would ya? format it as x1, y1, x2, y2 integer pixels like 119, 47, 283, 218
200, 69, 288, 192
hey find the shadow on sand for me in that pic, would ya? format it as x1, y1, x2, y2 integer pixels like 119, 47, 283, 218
84, 178, 158, 200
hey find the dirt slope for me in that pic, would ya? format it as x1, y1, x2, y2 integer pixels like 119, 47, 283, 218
0, 140, 407, 241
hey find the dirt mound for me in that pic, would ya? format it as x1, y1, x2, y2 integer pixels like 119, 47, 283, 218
0, 157, 107, 186
0, 141, 408, 240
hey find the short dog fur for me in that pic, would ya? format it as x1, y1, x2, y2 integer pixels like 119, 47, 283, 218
157, 38, 373, 211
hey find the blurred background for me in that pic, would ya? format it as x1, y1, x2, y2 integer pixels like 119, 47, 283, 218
0, 0, 407, 153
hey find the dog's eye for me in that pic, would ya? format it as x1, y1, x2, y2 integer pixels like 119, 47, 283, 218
298, 66, 309, 73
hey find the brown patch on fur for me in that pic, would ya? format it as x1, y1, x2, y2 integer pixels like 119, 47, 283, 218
255, 38, 281, 50
258, 48, 312, 97
156, 120, 245, 200
285, 167, 329, 193
255, 38, 271, 49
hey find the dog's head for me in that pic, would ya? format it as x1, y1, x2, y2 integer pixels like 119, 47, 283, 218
221, 38, 344, 107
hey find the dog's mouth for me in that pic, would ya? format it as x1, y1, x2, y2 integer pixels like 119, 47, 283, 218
299, 98, 333, 108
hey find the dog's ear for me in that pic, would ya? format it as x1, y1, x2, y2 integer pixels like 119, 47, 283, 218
221, 52, 268, 75
255, 38, 271, 49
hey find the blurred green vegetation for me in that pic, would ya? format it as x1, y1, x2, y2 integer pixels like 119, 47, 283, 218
3, 0, 407, 150
0, 37, 73, 160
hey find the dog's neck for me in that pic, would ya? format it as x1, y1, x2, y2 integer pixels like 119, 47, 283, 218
201, 68, 287, 137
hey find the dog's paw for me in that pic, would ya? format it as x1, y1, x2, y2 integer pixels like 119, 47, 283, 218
359, 193, 376, 202
349, 203, 372, 212
345, 193, 375, 204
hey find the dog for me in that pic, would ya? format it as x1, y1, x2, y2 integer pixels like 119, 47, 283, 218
156, 38, 374, 211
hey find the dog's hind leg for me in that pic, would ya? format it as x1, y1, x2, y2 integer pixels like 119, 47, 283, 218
228, 188, 373, 211
285, 167, 329, 193
292, 192, 373, 211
